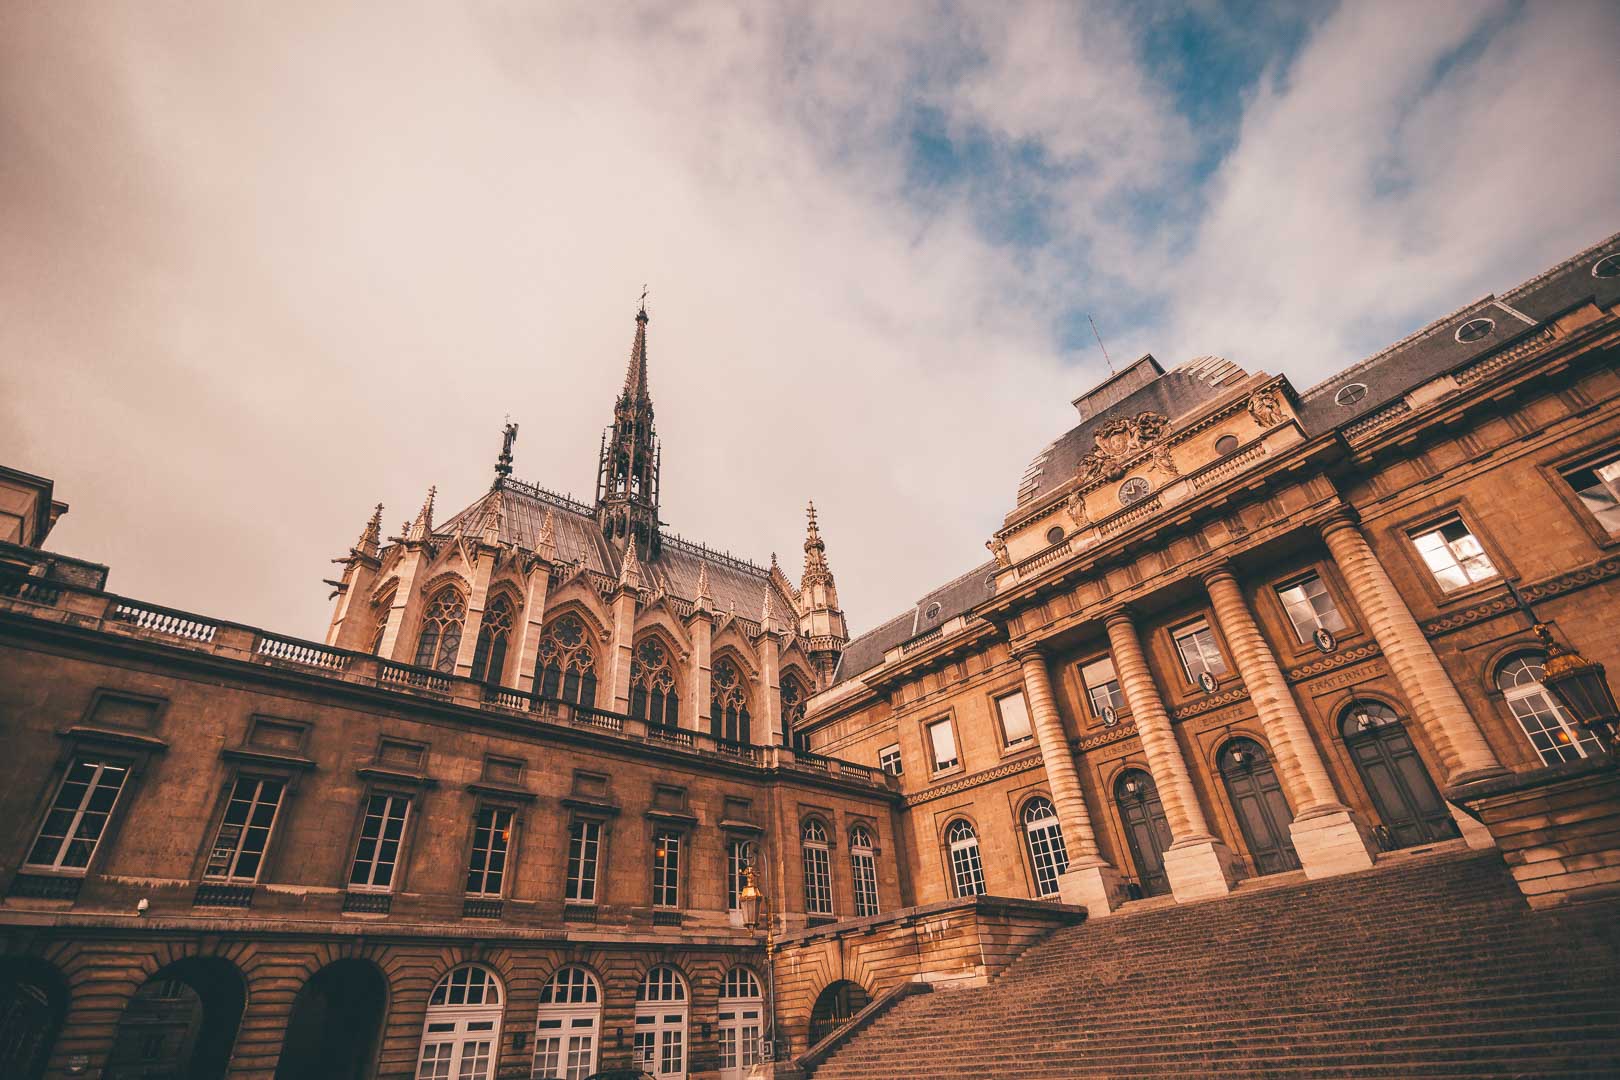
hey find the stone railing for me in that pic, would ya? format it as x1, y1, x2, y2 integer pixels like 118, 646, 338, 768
1191, 440, 1268, 492
110, 599, 218, 642
257, 633, 351, 671
0, 569, 64, 606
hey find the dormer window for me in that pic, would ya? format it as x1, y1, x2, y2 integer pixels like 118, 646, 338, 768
1455, 317, 1494, 343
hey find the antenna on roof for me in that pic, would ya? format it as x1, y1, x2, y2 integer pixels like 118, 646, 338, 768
1088, 315, 1115, 375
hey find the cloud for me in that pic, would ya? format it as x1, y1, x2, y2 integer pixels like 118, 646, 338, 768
2, 1, 1616, 645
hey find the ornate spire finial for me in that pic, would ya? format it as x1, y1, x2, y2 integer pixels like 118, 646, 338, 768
618, 539, 643, 590
801, 499, 832, 589
356, 503, 383, 559
408, 486, 437, 541
760, 588, 777, 632
537, 507, 556, 555
694, 561, 713, 612
495, 421, 518, 481
482, 488, 504, 546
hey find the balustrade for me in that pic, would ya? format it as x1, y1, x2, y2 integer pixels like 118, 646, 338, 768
111, 600, 218, 642
257, 633, 350, 671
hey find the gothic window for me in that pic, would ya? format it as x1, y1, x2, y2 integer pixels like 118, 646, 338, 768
1022, 797, 1069, 898
711, 658, 751, 745
630, 637, 680, 728
850, 825, 879, 917
536, 614, 598, 709
779, 672, 809, 748
946, 819, 986, 898
1496, 654, 1607, 765
470, 594, 516, 685
368, 588, 394, 656
801, 819, 833, 916
414, 586, 466, 673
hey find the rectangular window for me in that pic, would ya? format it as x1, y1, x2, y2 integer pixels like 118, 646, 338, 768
1276, 572, 1348, 643
1563, 452, 1620, 537
565, 819, 601, 903
1172, 620, 1229, 683
464, 806, 513, 897
995, 690, 1034, 747
652, 829, 681, 907
26, 757, 131, 871
851, 848, 880, 917
204, 776, 284, 882
1079, 656, 1125, 720
1411, 516, 1498, 592
802, 844, 833, 916
726, 838, 753, 911
926, 718, 959, 772
878, 744, 903, 776
348, 794, 410, 891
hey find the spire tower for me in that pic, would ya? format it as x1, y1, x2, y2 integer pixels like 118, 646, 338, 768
595, 300, 662, 560
797, 500, 848, 684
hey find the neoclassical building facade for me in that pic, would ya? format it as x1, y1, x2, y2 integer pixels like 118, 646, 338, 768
0, 232, 1617, 1080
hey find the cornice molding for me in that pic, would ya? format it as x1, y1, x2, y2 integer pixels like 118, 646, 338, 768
1285, 641, 1382, 682
1171, 686, 1251, 722
1075, 722, 1138, 752
904, 755, 1045, 807
1421, 554, 1620, 636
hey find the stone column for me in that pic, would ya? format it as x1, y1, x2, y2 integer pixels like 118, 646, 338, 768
684, 610, 712, 732
1016, 647, 1124, 915
1203, 566, 1377, 878
452, 548, 498, 678
512, 564, 553, 693
757, 630, 782, 748
377, 548, 425, 662
1104, 608, 1238, 901
1319, 515, 1504, 784
608, 584, 637, 714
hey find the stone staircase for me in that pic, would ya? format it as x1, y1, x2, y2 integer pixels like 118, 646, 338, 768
808, 847, 1620, 1078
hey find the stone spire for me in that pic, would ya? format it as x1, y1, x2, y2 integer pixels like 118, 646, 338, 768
595, 301, 661, 561
694, 561, 713, 613
356, 504, 383, 560
408, 486, 437, 542
760, 588, 777, 634
797, 500, 848, 685
801, 501, 835, 592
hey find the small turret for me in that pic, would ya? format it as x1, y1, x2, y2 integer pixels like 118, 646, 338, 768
798, 501, 848, 684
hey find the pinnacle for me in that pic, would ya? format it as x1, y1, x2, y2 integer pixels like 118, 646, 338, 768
618, 539, 644, 590
694, 561, 713, 611
356, 503, 383, 558
408, 486, 437, 541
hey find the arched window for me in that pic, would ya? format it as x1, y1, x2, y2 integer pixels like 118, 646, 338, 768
801, 819, 833, 916
470, 594, 516, 684
417, 965, 503, 1080
414, 587, 466, 673
533, 966, 601, 1080
945, 819, 985, 898
1022, 797, 1069, 898
1496, 653, 1606, 764
711, 658, 751, 745
718, 968, 764, 1079
536, 614, 598, 709
779, 672, 810, 748
631, 637, 681, 728
849, 824, 879, 917
634, 967, 688, 1079
368, 587, 395, 656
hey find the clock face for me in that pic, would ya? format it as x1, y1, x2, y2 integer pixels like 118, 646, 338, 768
1119, 477, 1151, 505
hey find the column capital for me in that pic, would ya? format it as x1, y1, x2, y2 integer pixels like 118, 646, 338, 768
1201, 561, 1240, 588
1010, 641, 1048, 664
1101, 604, 1136, 630
1317, 507, 1362, 538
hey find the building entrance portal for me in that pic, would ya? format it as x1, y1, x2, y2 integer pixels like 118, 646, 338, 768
274, 959, 387, 1080
0, 959, 69, 1080
105, 958, 245, 1080
1218, 738, 1301, 875
1115, 769, 1173, 897
1340, 701, 1459, 850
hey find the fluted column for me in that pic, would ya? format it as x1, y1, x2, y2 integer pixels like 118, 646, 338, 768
1016, 647, 1123, 914
1204, 566, 1377, 878
1104, 608, 1238, 901
1320, 515, 1504, 784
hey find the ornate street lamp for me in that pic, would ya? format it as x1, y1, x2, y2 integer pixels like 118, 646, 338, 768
1505, 579, 1619, 753
739, 861, 780, 1072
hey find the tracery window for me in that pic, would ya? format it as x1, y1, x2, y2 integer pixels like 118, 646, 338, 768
414, 586, 466, 673
369, 587, 395, 656
1496, 653, 1607, 765
631, 637, 681, 728
536, 614, 598, 709
779, 672, 809, 748
850, 824, 879, 917
946, 819, 985, 898
471, 594, 516, 684
801, 819, 833, 916
1022, 797, 1069, 898
711, 657, 751, 745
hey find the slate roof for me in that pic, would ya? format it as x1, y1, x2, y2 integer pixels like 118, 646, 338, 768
834, 560, 998, 682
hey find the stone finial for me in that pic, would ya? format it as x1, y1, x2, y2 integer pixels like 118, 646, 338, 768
694, 561, 713, 613
356, 503, 383, 559
536, 507, 557, 558
482, 488, 504, 546
760, 588, 777, 633
408, 486, 437, 541
801, 500, 833, 589
618, 539, 644, 590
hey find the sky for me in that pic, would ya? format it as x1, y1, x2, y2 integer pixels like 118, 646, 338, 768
3, 1, 1618, 642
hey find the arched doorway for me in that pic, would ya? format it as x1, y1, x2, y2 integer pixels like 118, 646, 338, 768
275, 959, 387, 1080
0, 958, 69, 1080
634, 966, 689, 1080
415, 965, 504, 1080
533, 966, 601, 1080
717, 967, 765, 1080
807, 980, 870, 1048
1340, 701, 1458, 849
105, 958, 245, 1080
1217, 738, 1300, 876
1114, 769, 1173, 897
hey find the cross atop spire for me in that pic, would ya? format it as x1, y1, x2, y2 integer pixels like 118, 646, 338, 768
624, 296, 651, 401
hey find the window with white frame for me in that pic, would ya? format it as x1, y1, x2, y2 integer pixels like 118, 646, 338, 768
801, 820, 834, 916
26, 757, 131, 871
718, 967, 764, 1080
417, 965, 503, 1080
465, 806, 513, 897
203, 776, 284, 883
1275, 572, 1348, 643
533, 966, 600, 1080
1078, 656, 1124, 720
1022, 797, 1069, 898
348, 793, 410, 891
634, 967, 688, 1080
1410, 516, 1498, 592
564, 819, 601, 903
1496, 654, 1607, 765
850, 825, 880, 917
878, 744, 903, 776
1563, 452, 1620, 537
926, 718, 959, 772
652, 829, 682, 908
995, 690, 1034, 747
945, 819, 986, 897
726, 838, 754, 911
1172, 620, 1228, 683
